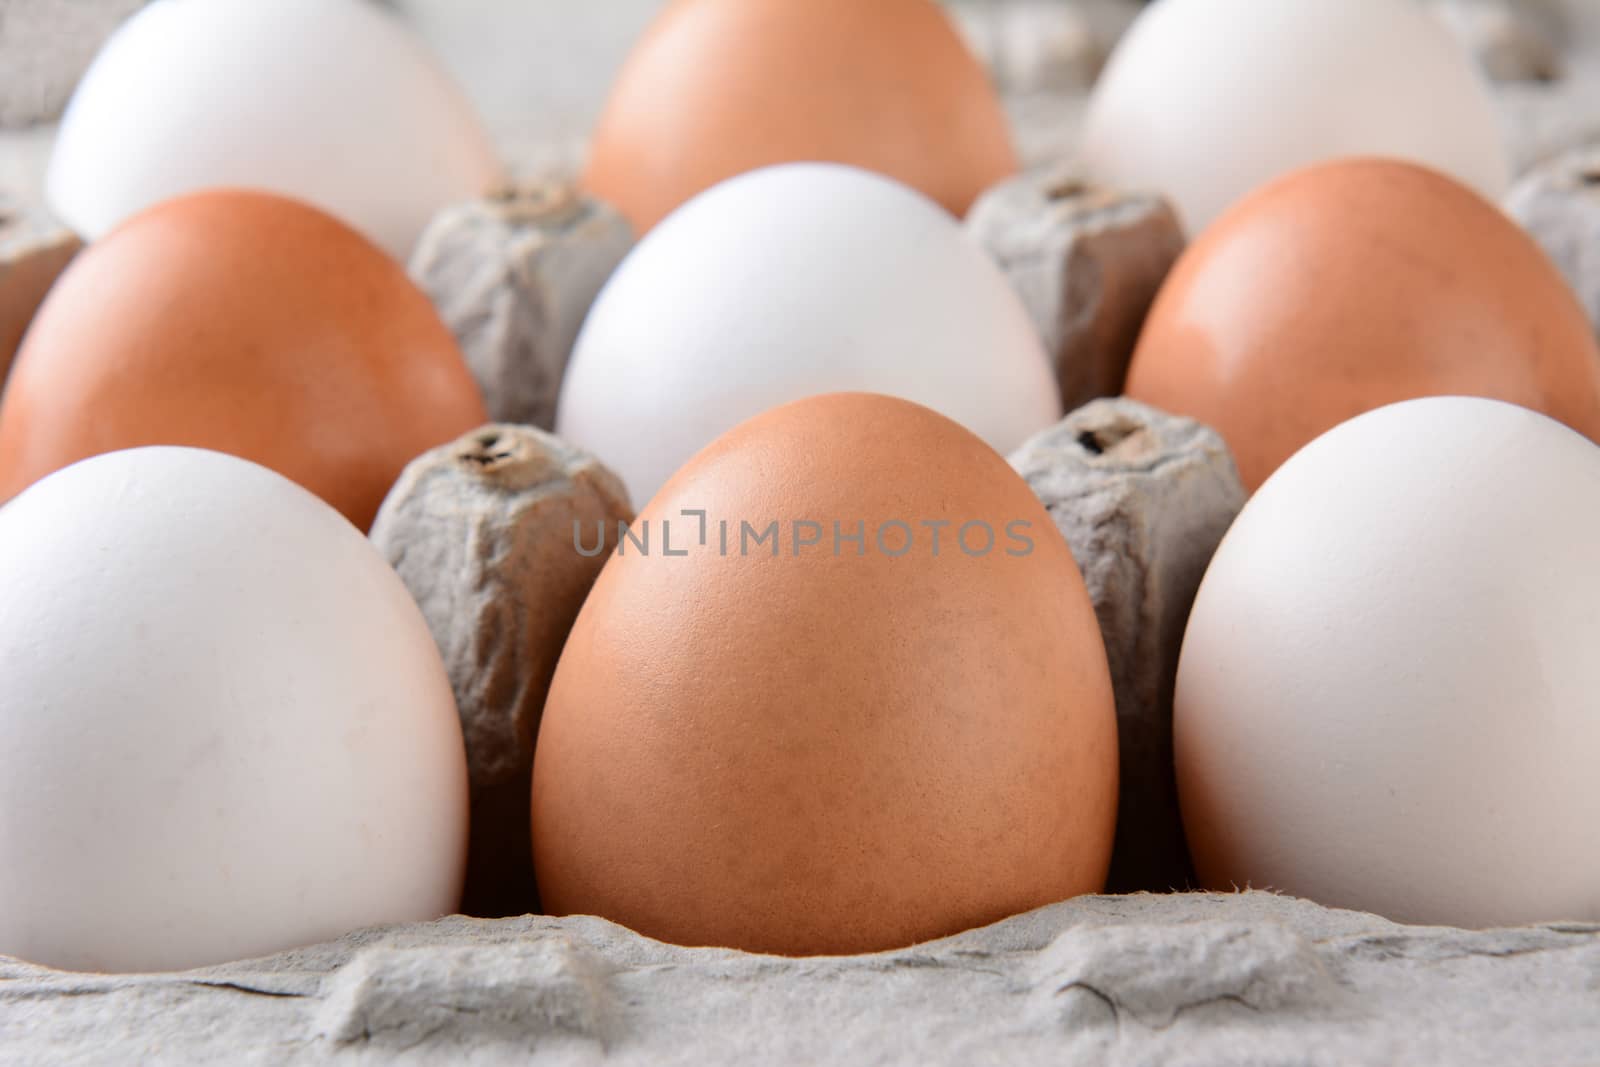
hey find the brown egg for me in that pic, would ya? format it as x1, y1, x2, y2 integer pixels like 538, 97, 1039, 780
0, 190, 487, 529
583, 0, 1018, 234
532, 393, 1118, 956
1125, 158, 1600, 490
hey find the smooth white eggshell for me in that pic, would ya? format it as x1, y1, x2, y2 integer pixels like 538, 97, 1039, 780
555, 162, 1062, 504
45, 0, 503, 259
0, 448, 469, 973
1082, 0, 1509, 235
1176, 397, 1600, 928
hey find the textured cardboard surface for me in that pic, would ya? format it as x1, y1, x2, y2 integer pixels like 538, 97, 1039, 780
5, 892, 1598, 1065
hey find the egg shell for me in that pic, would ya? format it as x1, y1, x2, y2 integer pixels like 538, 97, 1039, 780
1175, 397, 1600, 927
556, 163, 1062, 505
583, 0, 1017, 234
0, 447, 469, 973
533, 393, 1119, 956
0, 189, 490, 530
1124, 158, 1600, 490
1081, 0, 1508, 235
46, 0, 503, 260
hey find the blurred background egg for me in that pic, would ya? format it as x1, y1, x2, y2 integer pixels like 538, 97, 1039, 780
0, 189, 489, 530
1124, 159, 1600, 490
1081, 0, 1509, 235
0, 447, 469, 973
46, 0, 504, 260
557, 163, 1061, 505
533, 393, 1119, 955
1176, 397, 1600, 928
582, 0, 1017, 234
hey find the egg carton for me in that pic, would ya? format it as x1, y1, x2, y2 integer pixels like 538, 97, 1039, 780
10, 164, 1588, 1064
6, 4, 1600, 1065
0, 181, 1593, 1067
0, 199, 77, 387
4, 890, 1597, 1064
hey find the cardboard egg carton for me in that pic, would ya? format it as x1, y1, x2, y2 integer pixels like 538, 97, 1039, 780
4, 891, 1597, 1064
4, 2, 1600, 1063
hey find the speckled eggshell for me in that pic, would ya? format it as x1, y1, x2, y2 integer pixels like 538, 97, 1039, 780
532, 393, 1119, 956
583, 0, 1018, 234
0, 190, 489, 530
1176, 397, 1600, 928
1124, 159, 1600, 490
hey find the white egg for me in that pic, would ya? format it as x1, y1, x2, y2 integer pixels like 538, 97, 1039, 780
556, 163, 1062, 504
0, 448, 468, 973
1176, 398, 1600, 928
1081, 0, 1509, 235
45, 0, 503, 260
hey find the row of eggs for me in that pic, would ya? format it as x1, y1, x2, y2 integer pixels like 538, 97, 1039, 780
22, 0, 1584, 506
5, 386, 1598, 974
47, 0, 1508, 255
1, 0, 1597, 973
7, 152, 1597, 519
